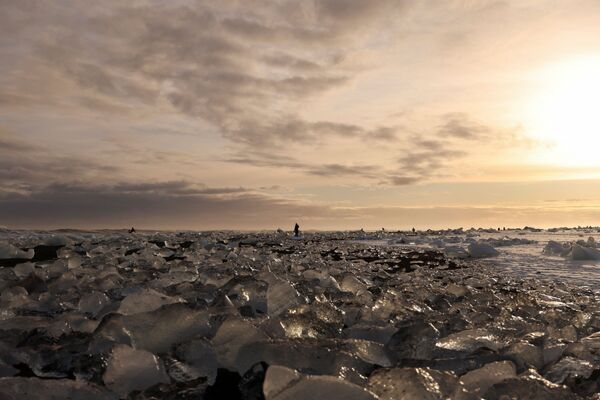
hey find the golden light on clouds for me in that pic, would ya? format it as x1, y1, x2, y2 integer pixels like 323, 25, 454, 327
3, 1, 600, 229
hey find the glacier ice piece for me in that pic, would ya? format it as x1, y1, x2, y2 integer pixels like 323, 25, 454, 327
103, 344, 169, 397
459, 361, 516, 394
467, 242, 499, 258
265, 366, 377, 400
368, 367, 464, 400
117, 288, 183, 315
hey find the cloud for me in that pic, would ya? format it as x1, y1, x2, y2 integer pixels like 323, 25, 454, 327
1, 0, 406, 151
0, 131, 38, 152
437, 113, 490, 140
4, 180, 600, 230
385, 113, 535, 185
306, 163, 380, 178
224, 150, 383, 180
388, 176, 421, 186
0, 130, 119, 189
111, 181, 247, 196
0, 181, 325, 229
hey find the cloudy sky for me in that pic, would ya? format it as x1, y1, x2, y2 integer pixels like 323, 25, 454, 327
2, 0, 600, 230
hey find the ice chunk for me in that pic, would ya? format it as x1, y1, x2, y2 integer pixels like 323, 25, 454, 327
467, 242, 499, 258
368, 367, 465, 400
13, 262, 35, 278
543, 241, 569, 256
43, 234, 70, 246
236, 338, 382, 384
442, 246, 469, 259
302, 270, 341, 291
0, 243, 33, 260
544, 356, 595, 384
265, 367, 377, 400
175, 338, 218, 384
344, 324, 396, 345
436, 328, 504, 353
459, 361, 516, 394
67, 255, 83, 269
79, 292, 111, 317
505, 341, 544, 370
117, 288, 183, 315
385, 320, 440, 361
567, 243, 600, 260
0, 377, 117, 400
267, 280, 302, 316
580, 331, 600, 351
482, 369, 579, 400
340, 274, 368, 295
1, 286, 29, 305
94, 303, 211, 354
445, 283, 470, 298
212, 318, 269, 371
543, 343, 567, 366
263, 365, 300, 399
103, 344, 169, 397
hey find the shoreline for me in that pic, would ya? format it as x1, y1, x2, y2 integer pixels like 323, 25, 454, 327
0, 231, 599, 398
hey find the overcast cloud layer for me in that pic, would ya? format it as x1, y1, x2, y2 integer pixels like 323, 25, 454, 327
2, 0, 600, 229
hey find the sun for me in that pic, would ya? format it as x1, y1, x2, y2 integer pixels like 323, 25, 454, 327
526, 55, 600, 166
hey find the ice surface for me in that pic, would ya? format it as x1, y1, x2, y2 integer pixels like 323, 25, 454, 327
263, 365, 300, 399
267, 280, 303, 315
212, 317, 269, 371
458, 361, 516, 394
436, 328, 504, 353
544, 356, 595, 384
0, 228, 598, 398
543, 240, 570, 256
567, 243, 600, 260
117, 288, 183, 315
79, 291, 111, 317
0, 377, 117, 400
13, 262, 35, 278
368, 367, 466, 400
482, 369, 580, 399
94, 303, 211, 353
0, 242, 34, 260
264, 366, 377, 400
103, 344, 169, 397
505, 341, 544, 370
174, 338, 218, 384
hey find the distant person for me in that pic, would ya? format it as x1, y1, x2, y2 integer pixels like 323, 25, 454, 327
129, 227, 136, 233
294, 223, 300, 237
412, 227, 416, 234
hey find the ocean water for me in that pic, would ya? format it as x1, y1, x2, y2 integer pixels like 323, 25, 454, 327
362, 230, 600, 288
474, 231, 600, 288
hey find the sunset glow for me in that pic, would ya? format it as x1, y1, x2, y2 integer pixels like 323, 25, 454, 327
527, 55, 600, 166
3, 1, 600, 229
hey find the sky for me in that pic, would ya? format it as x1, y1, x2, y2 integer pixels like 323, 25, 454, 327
2, 0, 600, 230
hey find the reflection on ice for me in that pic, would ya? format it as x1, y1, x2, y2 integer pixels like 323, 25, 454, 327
0, 228, 598, 398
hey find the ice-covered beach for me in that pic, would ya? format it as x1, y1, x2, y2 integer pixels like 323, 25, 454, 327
0, 228, 599, 399
355, 228, 600, 288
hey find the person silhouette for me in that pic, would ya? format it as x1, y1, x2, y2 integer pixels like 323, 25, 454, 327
294, 223, 300, 237
128, 227, 136, 233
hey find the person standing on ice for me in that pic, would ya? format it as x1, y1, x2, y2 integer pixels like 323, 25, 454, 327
294, 223, 300, 237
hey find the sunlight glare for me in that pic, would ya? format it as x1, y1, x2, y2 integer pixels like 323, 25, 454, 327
527, 55, 600, 166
